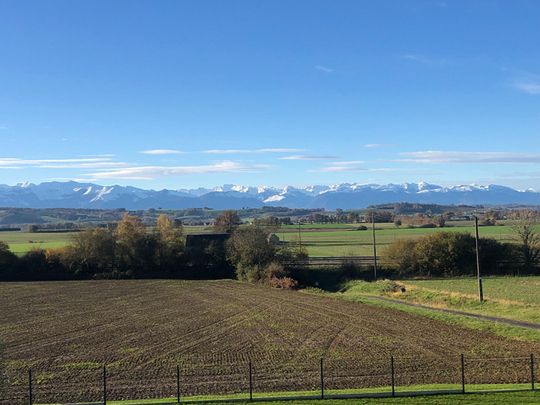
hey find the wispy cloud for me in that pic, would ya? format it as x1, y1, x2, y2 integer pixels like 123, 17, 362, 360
204, 148, 304, 154
0, 157, 127, 169
400, 53, 449, 66
315, 65, 333, 73
514, 80, 540, 95
399, 151, 540, 164
86, 161, 270, 180
363, 143, 395, 149
318, 166, 365, 173
331, 161, 365, 165
315, 160, 365, 172
140, 149, 184, 155
279, 155, 337, 160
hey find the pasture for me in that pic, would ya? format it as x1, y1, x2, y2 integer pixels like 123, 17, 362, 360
0, 231, 73, 254
0, 223, 526, 257
336, 276, 540, 336
1, 280, 539, 404
396, 276, 540, 324
278, 224, 519, 257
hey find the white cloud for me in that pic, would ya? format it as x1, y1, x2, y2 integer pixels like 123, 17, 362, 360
363, 143, 395, 148
204, 148, 304, 154
315, 65, 333, 73
399, 151, 540, 164
318, 166, 365, 173
0, 156, 128, 169
331, 160, 365, 165
86, 161, 270, 180
315, 160, 365, 172
258, 148, 305, 153
514, 80, 540, 95
400, 54, 449, 66
280, 155, 337, 160
140, 149, 184, 155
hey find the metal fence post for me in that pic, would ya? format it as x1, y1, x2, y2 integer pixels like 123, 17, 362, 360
103, 365, 107, 405
249, 360, 253, 402
390, 356, 395, 397
28, 368, 32, 405
531, 354, 536, 391
460, 354, 465, 394
320, 358, 324, 399
176, 365, 181, 403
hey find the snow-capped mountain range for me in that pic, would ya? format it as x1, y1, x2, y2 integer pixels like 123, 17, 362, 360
0, 181, 539, 210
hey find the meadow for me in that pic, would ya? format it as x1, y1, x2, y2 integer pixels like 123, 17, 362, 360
0, 222, 526, 257
1, 280, 538, 404
337, 276, 540, 329
0, 231, 73, 254
278, 223, 519, 257
396, 276, 540, 324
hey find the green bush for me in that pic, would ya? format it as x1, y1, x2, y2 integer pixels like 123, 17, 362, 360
384, 232, 511, 278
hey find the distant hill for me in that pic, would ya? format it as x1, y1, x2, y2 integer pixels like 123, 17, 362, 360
0, 181, 539, 210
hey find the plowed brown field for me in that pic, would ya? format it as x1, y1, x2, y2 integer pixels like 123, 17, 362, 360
1, 280, 538, 404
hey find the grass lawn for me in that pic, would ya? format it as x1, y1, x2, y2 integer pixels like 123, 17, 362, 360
359, 276, 540, 324
328, 276, 540, 342
0, 231, 74, 254
219, 391, 540, 405
0, 223, 529, 256
39, 387, 539, 405
33, 385, 537, 404
278, 224, 520, 257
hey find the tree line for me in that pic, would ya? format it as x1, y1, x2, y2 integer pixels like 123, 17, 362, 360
0, 212, 307, 284
1, 210, 538, 283
384, 210, 540, 277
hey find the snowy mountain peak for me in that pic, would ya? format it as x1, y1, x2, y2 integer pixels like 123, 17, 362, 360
0, 181, 538, 210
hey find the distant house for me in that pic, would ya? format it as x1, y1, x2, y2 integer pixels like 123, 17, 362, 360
185, 233, 230, 252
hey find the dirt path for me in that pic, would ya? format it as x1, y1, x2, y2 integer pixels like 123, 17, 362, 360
367, 296, 540, 331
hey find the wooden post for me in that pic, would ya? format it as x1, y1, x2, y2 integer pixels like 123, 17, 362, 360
28, 369, 33, 405
176, 365, 181, 403
390, 356, 395, 397
474, 216, 484, 302
460, 354, 465, 393
320, 358, 324, 399
531, 354, 536, 391
249, 361, 253, 402
103, 365, 107, 405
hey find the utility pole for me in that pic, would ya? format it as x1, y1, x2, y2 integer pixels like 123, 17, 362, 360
474, 215, 484, 302
372, 212, 378, 280
298, 221, 302, 249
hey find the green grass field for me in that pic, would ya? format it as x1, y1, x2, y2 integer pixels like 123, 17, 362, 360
331, 276, 540, 341
396, 276, 540, 324
0, 222, 531, 257
279, 224, 520, 256
214, 391, 540, 405
0, 231, 74, 254
93, 385, 540, 405
34, 384, 540, 404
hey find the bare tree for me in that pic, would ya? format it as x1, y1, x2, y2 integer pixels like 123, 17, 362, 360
512, 210, 540, 274
214, 210, 241, 234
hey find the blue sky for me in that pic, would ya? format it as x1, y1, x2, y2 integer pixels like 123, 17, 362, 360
1, 0, 540, 190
